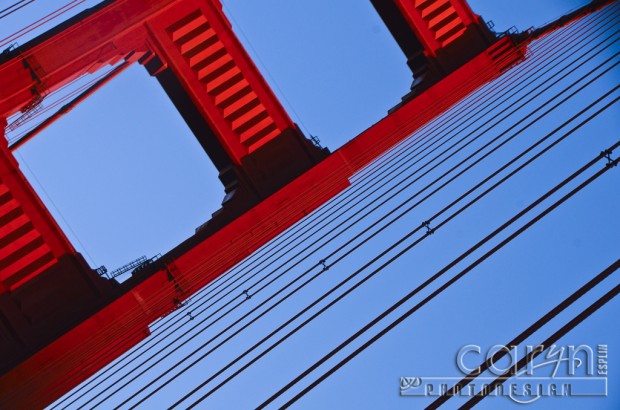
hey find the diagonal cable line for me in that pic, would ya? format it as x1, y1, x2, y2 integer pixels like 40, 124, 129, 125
427, 257, 620, 409
0, 0, 35, 20
460, 282, 620, 409
258, 147, 620, 410
148, 94, 620, 408
173, 91, 620, 409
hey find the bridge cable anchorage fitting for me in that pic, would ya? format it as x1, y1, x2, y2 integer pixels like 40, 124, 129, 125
601, 149, 617, 168
319, 259, 329, 271
242, 289, 252, 300
422, 220, 435, 235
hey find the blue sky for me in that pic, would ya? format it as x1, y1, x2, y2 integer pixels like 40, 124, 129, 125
1, 0, 619, 409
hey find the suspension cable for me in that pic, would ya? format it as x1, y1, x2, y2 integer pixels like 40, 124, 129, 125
0, 0, 35, 20
428, 258, 620, 409
257, 147, 620, 410
462, 282, 620, 408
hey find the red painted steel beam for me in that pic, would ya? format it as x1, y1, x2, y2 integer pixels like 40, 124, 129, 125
0, 119, 75, 291
9, 62, 131, 151
0, 0, 177, 294
393, 0, 484, 54
0, 0, 174, 119
0, 0, 294, 164
145, 0, 295, 156
0, 32, 525, 407
0, 0, 308, 295
371, 0, 498, 86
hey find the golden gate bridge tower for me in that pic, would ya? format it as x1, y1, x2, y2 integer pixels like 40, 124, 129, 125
0, 0, 616, 408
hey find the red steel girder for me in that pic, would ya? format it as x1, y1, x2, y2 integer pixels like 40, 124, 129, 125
0, 0, 294, 164
0, 120, 75, 291
0, 30, 525, 406
4, 0, 612, 403
0, 0, 302, 293
395, 0, 482, 53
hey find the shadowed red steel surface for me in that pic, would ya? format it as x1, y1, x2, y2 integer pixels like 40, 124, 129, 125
0, 0, 527, 407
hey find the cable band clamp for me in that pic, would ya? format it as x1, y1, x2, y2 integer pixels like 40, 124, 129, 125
602, 149, 617, 168
422, 220, 435, 235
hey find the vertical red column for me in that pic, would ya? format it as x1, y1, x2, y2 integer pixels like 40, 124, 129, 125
372, 0, 498, 84
144, 0, 296, 164
394, 0, 483, 54
0, 119, 75, 291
